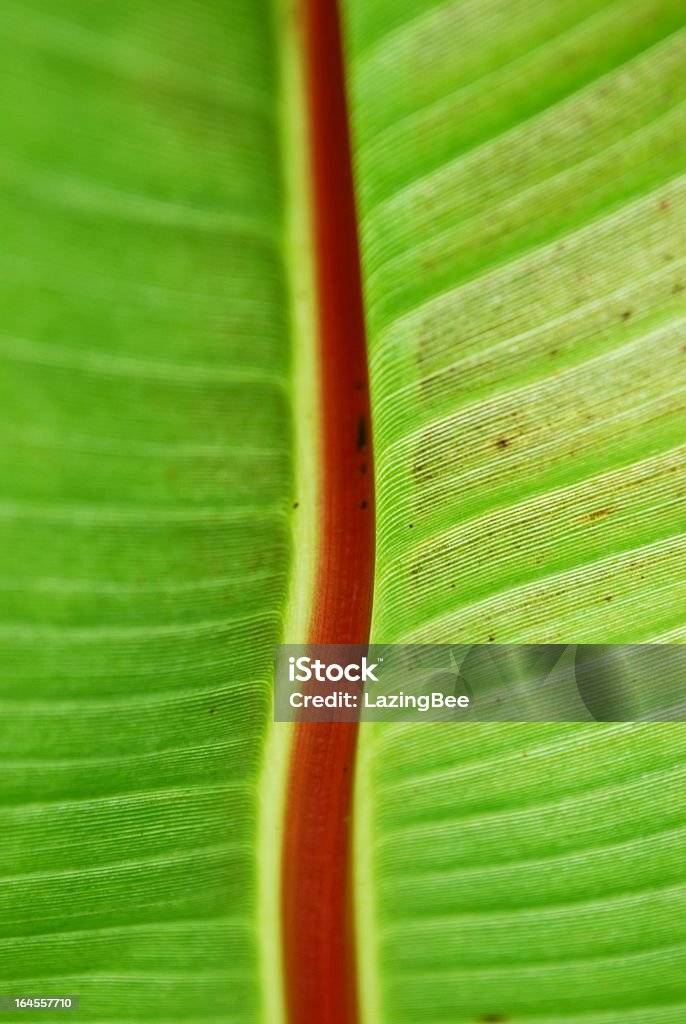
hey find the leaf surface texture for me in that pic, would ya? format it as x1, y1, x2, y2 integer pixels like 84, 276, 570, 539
342, 1, 686, 1020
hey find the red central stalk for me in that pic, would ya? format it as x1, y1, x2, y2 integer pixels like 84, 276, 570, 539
281, 0, 374, 1022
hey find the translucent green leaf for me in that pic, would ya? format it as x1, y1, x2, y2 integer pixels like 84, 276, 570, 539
0, 2, 299, 1020
343, 2, 686, 1021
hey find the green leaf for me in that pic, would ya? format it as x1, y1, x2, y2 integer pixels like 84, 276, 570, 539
2, 1, 685, 1022
342, 2, 686, 1021
0, 2, 308, 1020
344, 1, 686, 644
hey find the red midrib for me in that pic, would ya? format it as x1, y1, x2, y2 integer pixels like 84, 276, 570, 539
281, 1, 374, 1022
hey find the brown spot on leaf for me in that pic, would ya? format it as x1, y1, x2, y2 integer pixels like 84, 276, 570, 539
580, 506, 616, 524
495, 437, 510, 450
620, 310, 632, 321
356, 415, 367, 452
